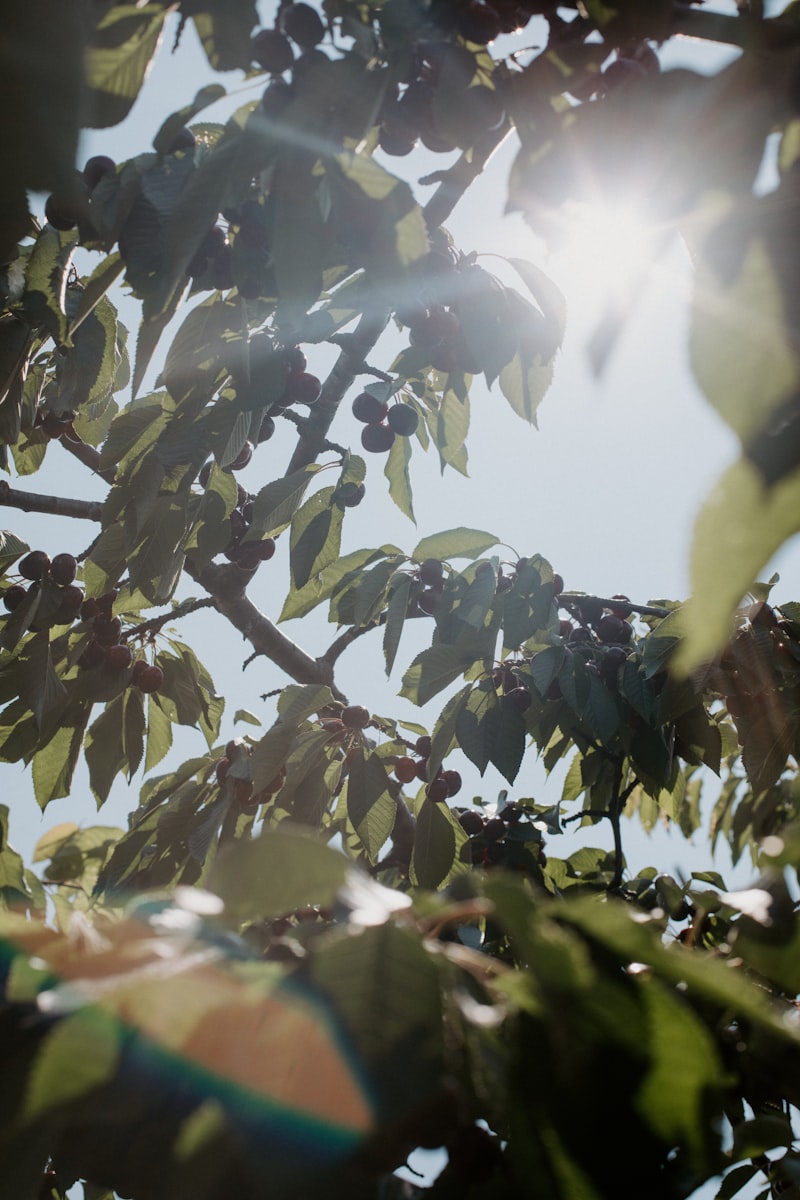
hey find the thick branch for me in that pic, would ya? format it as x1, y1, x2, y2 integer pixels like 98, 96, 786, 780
58, 432, 116, 485
0, 480, 102, 522
185, 558, 344, 696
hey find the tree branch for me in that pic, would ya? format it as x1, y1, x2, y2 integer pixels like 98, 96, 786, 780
185, 558, 346, 698
284, 122, 514, 478
58, 431, 116, 484
0, 480, 102, 522
123, 596, 216, 643
285, 310, 391, 474
559, 593, 672, 619
319, 616, 384, 670
669, 3, 790, 50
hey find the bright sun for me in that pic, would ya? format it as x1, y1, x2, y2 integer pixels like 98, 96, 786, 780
550, 198, 665, 306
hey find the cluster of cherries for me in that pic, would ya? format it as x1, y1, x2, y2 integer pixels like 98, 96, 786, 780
352, 390, 419, 455
216, 738, 286, 813
393, 734, 463, 803
78, 592, 164, 694
2, 552, 163, 692
250, 3, 327, 75
3, 550, 83, 627
197, 460, 278, 572
413, 556, 447, 616
457, 799, 546, 870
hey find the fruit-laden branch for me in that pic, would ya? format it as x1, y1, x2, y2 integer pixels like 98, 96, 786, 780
0, 480, 102, 522
184, 558, 346, 699
31, 419, 346, 696
285, 126, 512, 476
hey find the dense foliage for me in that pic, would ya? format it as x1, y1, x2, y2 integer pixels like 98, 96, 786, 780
4, 1, 800, 1197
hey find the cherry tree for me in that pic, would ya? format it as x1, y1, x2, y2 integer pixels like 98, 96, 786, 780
3, 3, 800, 1198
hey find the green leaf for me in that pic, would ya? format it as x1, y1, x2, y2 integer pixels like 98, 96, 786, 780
231, 710, 260, 730
85, 4, 168, 129
676, 459, 800, 673
17, 632, 66, 729
162, 295, 243, 404
23, 228, 75, 345
208, 829, 348, 920
383, 573, 413, 677
85, 696, 127, 806
411, 798, 467, 889
247, 465, 321, 542
690, 232, 799, 451
280, 547, 393, 623
250, 721, 298, 793
433, 384, 470, 473
68, 254, 126, 339
307, 921, 443, 1120
731, 1115, 794, 1161
346, 750, 395, 863
499, 345, 555, 428
190, 1, 258, 71
429, 683, 473, 779
506, 257, 568, 348
635, 977, 725, 1161
275, 683, 333, 725
290, 486, 344, 591
401, 644, 478, 707
1, 581, 42, 651
715, 1165, 759, 1200
352, 558, 399, 629
153, 84, 227, 156
29, 718, 86, 809
412, 528, 497, 563
492, 695, 528, 783
145, 692, 173, 773
133, 277, 188, 399
0, 531, 29, 576
23, 1008, 121, 1120
123, 687, 146, 781
272, 151, 325, 328
57, 297, 120, 410
455, 683, 496, 775
384, 431, 415, 522
127, 496, 188, 604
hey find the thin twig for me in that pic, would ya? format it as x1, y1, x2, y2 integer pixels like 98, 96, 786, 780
319, 616, 384, 669
122, 597, 216, 644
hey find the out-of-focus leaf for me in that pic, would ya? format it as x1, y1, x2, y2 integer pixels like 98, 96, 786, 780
208, 829, 348, 919
676, 460, 800, 673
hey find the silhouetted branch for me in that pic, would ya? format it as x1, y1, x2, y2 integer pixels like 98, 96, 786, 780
0, 480, 102, 521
